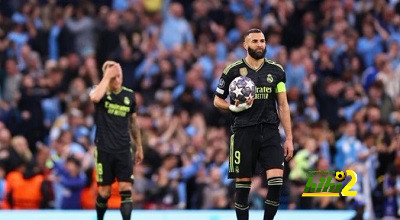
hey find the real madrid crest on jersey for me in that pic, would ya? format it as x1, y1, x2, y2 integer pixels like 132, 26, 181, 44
124, 97, 130, 105
267, 74, 273, 83
239, 67, 248, 76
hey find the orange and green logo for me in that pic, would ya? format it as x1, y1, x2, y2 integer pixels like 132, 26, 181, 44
301, 170, 357, 197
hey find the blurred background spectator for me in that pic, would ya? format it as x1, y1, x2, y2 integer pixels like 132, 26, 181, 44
0, 0, 399, 219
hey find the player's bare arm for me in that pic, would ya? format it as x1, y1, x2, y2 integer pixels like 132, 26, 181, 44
214, 94, 254, 113
276, 92, 294, 161
213, 96, 230, 111
89, 61, 119, 103
129, 113, 143, 164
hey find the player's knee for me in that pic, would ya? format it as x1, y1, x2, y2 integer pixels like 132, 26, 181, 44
118, 182, 132, 192
235, 181, 251, 208
98, 192, 111, 200
266, 177, 283, 205
96, 191, 110, 209
98, 187, 112, 199
120, 190, 132, 203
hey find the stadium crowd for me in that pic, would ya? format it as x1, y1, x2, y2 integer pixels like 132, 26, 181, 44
0, 0, 399, 218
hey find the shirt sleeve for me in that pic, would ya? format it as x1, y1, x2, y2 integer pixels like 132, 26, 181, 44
130, 92, 137, 113
275, 68, 287, 93
215, 68, 236, 99
95, 94, 107, 109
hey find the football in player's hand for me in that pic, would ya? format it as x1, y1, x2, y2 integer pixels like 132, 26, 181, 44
229, 76, 256, 104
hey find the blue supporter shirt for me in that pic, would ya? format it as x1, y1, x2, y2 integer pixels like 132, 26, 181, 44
160, 11, 194, 50
266, 44, 282, 60
334, 135, 363, 171
285, 62, 306, 92
357, 35, 383, 67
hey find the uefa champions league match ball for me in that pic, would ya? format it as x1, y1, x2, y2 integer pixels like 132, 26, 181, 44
229, 76, 256, 104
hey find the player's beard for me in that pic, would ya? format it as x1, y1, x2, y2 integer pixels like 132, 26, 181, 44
248, 47, 266, 60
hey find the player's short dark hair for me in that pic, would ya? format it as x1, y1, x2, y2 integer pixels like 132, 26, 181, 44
243, 28, 263, 41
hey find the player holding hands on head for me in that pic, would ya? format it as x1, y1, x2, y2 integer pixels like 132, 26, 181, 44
90, 61, 144, 220
214, 29, 293, 220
